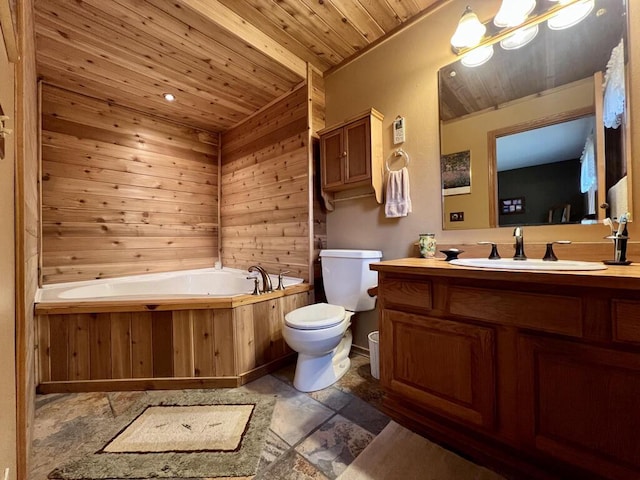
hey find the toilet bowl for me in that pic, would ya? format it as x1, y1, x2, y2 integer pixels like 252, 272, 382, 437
283, 249, 382, 392
283, 303, 354, 392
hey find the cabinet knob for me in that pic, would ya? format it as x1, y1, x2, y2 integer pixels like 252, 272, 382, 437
342, 151, 347, 157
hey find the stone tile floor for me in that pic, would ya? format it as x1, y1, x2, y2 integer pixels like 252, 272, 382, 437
31, 354, 389, 480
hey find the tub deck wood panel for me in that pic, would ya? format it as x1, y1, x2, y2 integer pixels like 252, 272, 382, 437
37, 289, 311, 392
111, 313, 132, 379
234, 304, 257, 375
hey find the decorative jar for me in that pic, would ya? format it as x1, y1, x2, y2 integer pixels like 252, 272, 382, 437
419, 233, 436, 258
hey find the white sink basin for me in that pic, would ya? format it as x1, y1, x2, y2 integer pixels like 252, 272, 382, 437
449, 258, 607, 271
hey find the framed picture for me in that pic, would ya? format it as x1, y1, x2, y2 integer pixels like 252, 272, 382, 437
441, 150, 471, 196
500, 197, 525, 215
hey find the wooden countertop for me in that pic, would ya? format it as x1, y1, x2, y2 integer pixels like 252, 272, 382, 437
371, 258, 640, 291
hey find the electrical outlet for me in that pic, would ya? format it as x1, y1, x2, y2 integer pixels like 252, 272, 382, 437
450, 212, 464, 222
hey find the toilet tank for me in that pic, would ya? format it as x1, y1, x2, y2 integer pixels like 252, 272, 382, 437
320, 249, 383, 312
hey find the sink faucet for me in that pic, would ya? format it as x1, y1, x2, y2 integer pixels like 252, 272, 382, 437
513, 226, 527, 260
248, 265, 273, 293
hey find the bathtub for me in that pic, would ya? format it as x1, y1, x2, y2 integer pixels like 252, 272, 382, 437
36, 267, 303, 303
35, 267, 311, 393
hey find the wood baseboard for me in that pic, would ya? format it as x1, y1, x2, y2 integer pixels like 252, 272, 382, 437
238, 353, 296, 385
37, 376, 241, 394
37, 355, 297, 394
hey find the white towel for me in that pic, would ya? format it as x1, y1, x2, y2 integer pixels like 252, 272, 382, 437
385, 167, 412, 218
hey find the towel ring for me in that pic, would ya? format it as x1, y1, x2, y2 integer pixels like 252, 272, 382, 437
386, 148, 410, 172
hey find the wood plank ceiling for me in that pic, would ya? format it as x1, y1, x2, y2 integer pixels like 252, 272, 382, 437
34, 0, 441, 133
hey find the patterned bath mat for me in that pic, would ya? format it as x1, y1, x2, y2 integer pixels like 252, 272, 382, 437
48, 390, 275, 479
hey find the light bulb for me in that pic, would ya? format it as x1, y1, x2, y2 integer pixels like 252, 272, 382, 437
548, 0, 594, 30
494, 0, 536, 28
461, 45, 494, 67
451, 6, 486, 49
500, 24, 539, 50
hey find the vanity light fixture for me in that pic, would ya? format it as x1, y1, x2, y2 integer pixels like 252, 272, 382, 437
461, 44, 494, 67
450, 6, 486, 49
163, 93, 176, 102
547, 0, 595, 30
494, 0, 536, 28
500, 24, 539, 50
451, 0, 589, 67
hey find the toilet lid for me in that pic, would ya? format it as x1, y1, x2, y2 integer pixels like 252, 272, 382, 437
285, 303, 346, 330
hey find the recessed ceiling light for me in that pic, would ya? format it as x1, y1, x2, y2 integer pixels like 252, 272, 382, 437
163, 93, 176, 102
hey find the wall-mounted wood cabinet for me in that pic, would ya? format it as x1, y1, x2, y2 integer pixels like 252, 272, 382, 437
372, 259, 640, 480
318, 108, 383, 209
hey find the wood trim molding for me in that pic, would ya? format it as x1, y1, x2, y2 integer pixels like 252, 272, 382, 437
0, 0, 18, 62
177, 0, 306, 78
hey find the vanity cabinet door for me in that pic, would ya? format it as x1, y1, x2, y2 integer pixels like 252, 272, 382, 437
343, 117, 371, 185
381, 309, 497, 430
320, 128, 345, 190
518, 335, 640, 480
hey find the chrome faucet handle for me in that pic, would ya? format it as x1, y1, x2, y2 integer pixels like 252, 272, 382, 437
248, 265, 273, 293
477, 241, 500, 260
542, 240, 571, 261
246, 275, 261, 295
276, 270, 291, 290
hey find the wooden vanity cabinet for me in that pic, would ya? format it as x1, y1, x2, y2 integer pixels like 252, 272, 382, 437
372, 260, 640, 480
518, 334, 640, 480
381, 309, 497, 430
318, 108, 383, 207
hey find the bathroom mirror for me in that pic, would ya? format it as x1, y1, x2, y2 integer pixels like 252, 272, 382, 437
438, 0, 630, 230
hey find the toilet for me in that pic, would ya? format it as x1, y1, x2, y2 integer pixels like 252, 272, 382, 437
283, 249, 382, 392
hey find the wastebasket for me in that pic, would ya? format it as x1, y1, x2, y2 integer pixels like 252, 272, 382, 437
368, 331, 380, 379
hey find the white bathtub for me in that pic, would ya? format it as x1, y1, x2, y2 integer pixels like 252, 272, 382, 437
36, 267, 303, 303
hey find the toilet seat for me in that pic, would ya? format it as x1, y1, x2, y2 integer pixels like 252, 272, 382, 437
284, 303, 346, 330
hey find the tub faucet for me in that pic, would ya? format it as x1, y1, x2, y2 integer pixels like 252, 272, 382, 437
513, 226, 527, 260
248, 265, 273, 293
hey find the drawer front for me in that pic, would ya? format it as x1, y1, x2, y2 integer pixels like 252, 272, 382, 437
380, 278, 432, 311
449, 286, 582, 337
612, 300, 640, 344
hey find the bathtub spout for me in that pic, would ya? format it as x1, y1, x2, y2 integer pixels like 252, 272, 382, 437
248, 265, 273, 293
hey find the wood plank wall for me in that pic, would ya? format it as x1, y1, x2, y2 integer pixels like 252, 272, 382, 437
40, 84, 220, 284
15, 0, 39, 476
221, 84, 312, 281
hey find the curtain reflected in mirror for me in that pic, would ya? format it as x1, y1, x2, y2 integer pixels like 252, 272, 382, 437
438, 0, 629, 230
